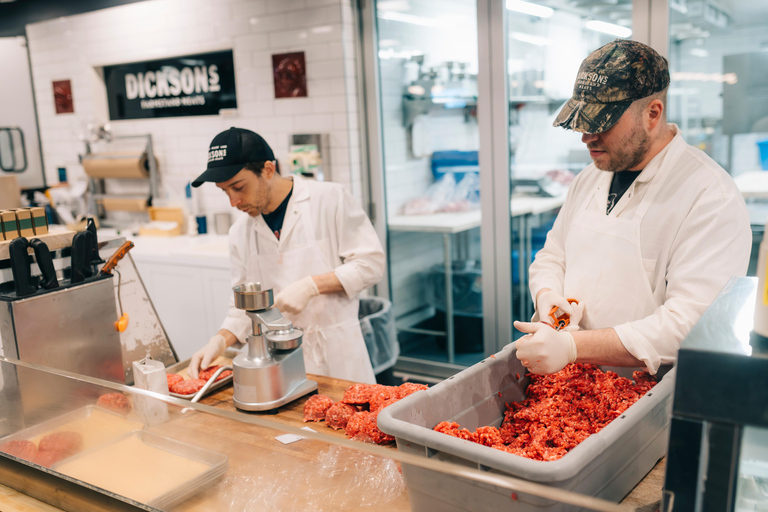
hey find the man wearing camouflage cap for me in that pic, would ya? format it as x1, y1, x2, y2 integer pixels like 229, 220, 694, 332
513, 40, 751, 376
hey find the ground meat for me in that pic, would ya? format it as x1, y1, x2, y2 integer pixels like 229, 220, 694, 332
368, 386, 397, 412
38, 431, 83, 457
96, 392, 132, 415
169, 378, 207, 396
166, 373, 184, 389
345, 411, 372, 439
32, 450, 67, 468
432, 364, 657, 461
325, 402, 357, 430
341, 383, 382, 405
397, 382, 428, 399
199, 365, 233, 382
303, 395, 335, 422
364, 413, 395, 445
0, 440, 37, 461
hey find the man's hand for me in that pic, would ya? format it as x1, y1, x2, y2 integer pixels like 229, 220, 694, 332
188, 334, 228, 379
535, 289, 575, 325
274, 276, 319, 315
513, 321, 577, 375
563, 301, 585, 331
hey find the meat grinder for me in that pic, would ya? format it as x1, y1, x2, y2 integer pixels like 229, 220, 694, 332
231, 282, 317, 411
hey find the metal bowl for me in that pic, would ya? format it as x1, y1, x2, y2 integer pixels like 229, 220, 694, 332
233, 282, 273, 311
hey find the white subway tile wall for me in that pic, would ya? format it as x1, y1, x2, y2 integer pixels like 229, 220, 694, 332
26, 0, 363, 215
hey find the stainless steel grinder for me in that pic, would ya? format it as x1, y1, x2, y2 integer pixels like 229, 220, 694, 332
232, 282, 317, 411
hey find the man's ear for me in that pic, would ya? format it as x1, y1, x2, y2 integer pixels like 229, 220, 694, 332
262, 161, 276, 179
646, 99, 664, 130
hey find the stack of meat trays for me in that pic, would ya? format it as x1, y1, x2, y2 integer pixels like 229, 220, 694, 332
377, 343, 675, 512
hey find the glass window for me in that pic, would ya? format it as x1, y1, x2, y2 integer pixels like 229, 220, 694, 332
506, 0, 634, 325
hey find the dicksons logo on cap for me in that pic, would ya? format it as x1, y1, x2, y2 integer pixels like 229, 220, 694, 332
576, 71, 609, 91
208, 145, 227, 163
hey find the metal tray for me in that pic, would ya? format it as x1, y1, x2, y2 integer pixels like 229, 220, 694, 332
0, 405, 144, 466
51, 430, 228, 509
165, 355, 235, 400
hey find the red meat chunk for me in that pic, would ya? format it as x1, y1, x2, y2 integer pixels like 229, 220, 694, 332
38, 431, 83, 458
397, 382, 428, 399
170, 378, 207, 396
0, 440, 37, 461
167, 373, 184, 389
345, 411, 372, 439
341, 383, 382, 405
325, 402, 357, 430
96, 392, 132, 415
199, 365, 233, 382
303, 394, 335, 422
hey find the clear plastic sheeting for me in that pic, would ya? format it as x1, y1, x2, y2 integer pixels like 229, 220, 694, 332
359, 297, 399, 374
402, 173, 481, 215
216, 445, 404, 512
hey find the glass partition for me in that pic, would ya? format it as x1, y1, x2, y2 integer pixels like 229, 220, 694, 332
0, 356, 641, 511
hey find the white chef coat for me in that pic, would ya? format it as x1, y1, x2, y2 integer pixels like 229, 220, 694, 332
220, 175, 385, 381
529, 125, 751, 373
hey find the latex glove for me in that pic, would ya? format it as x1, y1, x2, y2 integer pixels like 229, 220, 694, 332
513, 321, 577, 375
563, 301, 585, 332
274, 276, 319, 315
188, 334, 227, 379
536, 290, 574, 326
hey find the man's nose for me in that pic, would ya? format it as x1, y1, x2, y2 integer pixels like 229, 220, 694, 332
582, 132, 598, 143
229, 194, 241, 208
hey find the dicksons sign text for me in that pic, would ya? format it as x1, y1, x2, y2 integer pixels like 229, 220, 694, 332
104, 51, 237, 120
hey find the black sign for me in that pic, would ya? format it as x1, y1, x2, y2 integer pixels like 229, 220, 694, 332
104, 51, 237, 120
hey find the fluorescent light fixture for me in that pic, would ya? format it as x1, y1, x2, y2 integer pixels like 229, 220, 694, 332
689, 48, 709, 57
506, 0, 554, 18
585, 20, 632, 38
377, 0, 410, 12
378, 11, 456, 28
510, 32, 552, 46
407, 85, 426, 95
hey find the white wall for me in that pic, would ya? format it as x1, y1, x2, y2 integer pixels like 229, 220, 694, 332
25, 0, 364, 217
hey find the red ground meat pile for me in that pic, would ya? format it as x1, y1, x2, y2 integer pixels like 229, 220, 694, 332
96, 392, 132, 415
303, 394, 335, 422
167, 373, 184, 389
170, 378, 207, 395
433, 364, 657, 461
0, 440, 37, 461
305, 382, 428, 444
199, 365, 233, 382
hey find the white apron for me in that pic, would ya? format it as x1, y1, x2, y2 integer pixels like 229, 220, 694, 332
245, 200, 376, 384
563, 140, 686, 330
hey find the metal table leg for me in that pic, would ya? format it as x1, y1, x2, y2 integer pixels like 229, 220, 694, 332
444, 232, 455, 364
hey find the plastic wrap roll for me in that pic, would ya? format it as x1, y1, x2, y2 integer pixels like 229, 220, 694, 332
99, 198, 149, 212
83, 152, 150, 179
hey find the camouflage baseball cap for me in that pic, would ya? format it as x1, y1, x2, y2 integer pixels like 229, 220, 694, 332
553, 39, 670, 134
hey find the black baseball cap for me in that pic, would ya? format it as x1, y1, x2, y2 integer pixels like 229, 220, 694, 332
553, 39, 670, 134
192, 127, 275, 187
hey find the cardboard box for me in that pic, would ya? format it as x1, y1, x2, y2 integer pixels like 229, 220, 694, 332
12, 209, 34, 238
29, 207, 48, 235
1, 211, 19, 240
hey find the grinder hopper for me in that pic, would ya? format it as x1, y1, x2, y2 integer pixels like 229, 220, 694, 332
231, 282, 317, 411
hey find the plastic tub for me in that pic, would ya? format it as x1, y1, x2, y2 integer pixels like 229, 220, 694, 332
377, 343, 674, 511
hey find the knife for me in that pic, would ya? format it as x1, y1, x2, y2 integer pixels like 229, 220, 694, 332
9, 238, 36, 297
70, 231, 89, 284
29, 238, 59, 290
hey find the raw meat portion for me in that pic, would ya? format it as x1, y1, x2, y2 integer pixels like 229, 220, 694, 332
0, 440, 37, 461
433, 364, 657, 461
368, 387, 397, 413
303, 394, 335, 422
32, 450, 67, 468
166, 373, 184, 389
38, 431, 83, 458
96, 393, 132, 415
341, 383, 382, 405
325, 402, 357, 430
345, 411, 372, 438
169, 378, 207, 396
364, 412, 395, 445
199, 365, 233, 382
397, 382, 428, 399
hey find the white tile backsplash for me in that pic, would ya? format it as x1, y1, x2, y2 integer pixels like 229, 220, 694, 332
25, 0, 364, 214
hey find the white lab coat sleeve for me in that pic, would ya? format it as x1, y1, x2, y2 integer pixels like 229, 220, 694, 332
528, 174, 584, 319
332, 188, 386, 298
613, 184, 752, 374
219, 223, 252, 343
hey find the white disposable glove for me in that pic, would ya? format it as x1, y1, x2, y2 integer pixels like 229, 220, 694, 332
274, 276, 319, 315
188, 334, 227, 379
513, 321, 577, 375
536, 289, 575, 326
563, 301, 585, 332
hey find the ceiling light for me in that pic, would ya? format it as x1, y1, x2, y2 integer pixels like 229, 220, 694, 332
689, 48, 709, 57
377, 0, 410, 12
585, 20, 632, 38
377, 11, 459, 28
506, 0, 554, 18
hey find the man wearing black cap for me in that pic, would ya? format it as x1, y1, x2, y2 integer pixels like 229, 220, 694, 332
187, 128, 385, 384
513, 40, 751, 376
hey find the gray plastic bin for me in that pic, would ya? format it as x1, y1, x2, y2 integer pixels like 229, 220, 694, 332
377, 342, 674, 511
359, 296, 400, 375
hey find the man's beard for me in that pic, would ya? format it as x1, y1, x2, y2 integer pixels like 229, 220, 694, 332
589, 123, 651, 173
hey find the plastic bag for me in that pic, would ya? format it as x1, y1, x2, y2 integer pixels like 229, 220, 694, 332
402, 172, 480, 215
216, 445, 404, 512
359, 297, 400, 374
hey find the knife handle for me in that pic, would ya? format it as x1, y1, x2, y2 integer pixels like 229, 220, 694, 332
70, 231, 87, 284
9, 238, 35, 297
100, 241, 135, 275
30, 238, 59, 290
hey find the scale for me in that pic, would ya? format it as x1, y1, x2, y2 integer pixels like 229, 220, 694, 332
231, 282, 317, 411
